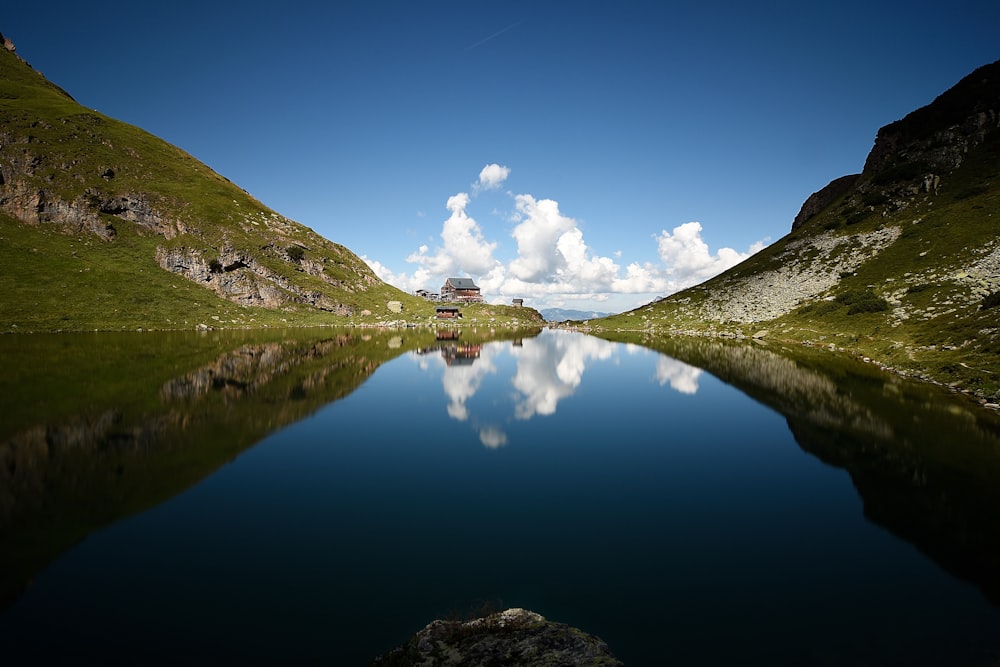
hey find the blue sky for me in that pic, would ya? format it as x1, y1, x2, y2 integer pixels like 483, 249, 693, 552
4, 1, 998, 312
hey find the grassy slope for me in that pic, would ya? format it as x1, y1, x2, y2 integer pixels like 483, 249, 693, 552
594, 77, 1000, 400
0, 46, 541, 331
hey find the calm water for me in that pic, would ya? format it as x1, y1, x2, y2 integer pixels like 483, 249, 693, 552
1, 327, 999, 665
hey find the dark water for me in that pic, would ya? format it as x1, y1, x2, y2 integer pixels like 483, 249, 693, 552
1, 327, 999, 665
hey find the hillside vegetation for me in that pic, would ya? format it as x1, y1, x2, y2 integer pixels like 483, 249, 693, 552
0, 36, 540, 331
593, 60, 1000, 403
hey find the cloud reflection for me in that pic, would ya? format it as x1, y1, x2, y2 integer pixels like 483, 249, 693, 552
478, 426, 508, 449
655, 356, 703, 395
437, 345, 498, 422
413, 331, 699, 447
512, 331, 616, 419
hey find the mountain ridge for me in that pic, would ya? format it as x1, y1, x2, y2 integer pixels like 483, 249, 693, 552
592, 59, 1000, 403
2, 33, 996, 399
539, 307, 611, 322
0, 33, 540, 330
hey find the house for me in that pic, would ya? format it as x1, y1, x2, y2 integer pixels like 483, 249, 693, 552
512, 298, 523, 307
441, 277, 483, 303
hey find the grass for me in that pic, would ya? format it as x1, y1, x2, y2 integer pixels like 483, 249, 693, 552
0, 45, 545, 332
587, 96, 1000, 400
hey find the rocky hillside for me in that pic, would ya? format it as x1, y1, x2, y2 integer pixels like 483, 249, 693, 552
596, 59, 1000, 402
0, 33, 539, 331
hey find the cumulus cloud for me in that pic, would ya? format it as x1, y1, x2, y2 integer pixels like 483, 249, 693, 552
380, 165, 766, 310
508, 194, 578, 282
498, 195, 668, 301
363, 255, 430, 292
407, 192, 502, 278
656, 222, 765, 293
476, 163, 510, 191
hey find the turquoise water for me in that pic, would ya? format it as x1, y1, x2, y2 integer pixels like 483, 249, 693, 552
2, 329, 999, 665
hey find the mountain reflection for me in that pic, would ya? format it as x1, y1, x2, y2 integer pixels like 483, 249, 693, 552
0, 327, 537, 607
598, 330, 1000, 604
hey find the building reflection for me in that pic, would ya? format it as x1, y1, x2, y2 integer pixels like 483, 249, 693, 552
409, 329, 487, 366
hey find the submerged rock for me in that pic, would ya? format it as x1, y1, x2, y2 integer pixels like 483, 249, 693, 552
370, 607, 624, 666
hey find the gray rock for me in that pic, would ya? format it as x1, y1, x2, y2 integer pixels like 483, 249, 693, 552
370, 608, 624, 666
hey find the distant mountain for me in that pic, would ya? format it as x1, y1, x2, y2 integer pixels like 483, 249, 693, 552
0, 34, 540, 331
595, 59, 1000, 402
540, 307, 611, 322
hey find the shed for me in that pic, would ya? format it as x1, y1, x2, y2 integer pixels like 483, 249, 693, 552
435, 306, 462, 319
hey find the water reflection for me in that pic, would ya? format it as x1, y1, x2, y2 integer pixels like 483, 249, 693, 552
655, 355, 703, 394
598, 331, 1000, 604
415, 331, 656, 447
415, 331, 708, 449
0, 327, 537, 606
2, 328, 1000, 664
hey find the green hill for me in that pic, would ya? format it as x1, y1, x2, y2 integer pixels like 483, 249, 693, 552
0, 34, 539, 331
594, 60, 1000, 403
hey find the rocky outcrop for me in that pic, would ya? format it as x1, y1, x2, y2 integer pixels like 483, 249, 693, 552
862, 60, 1000, 178
791, 174, 860, 231
672, 226, 903, 324
371, 608, 623, 666
154, 245, 353, 313
0, 178, 118, 239
0, 130, 181, 240
793, 61, 999, 237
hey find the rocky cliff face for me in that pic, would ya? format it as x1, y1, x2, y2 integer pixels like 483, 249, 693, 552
862, 61, 1000, 178
791, 174, 860, 231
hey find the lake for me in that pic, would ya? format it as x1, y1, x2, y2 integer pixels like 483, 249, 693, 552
1, 326, 999, 665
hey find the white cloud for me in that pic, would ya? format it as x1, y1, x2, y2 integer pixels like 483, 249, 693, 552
656, 222, 764, 293
363, 255, 430, 292
377, 166, 766, 311
406, 192, 502, 278
476, 163, 510, 192
508, 194, 578, 282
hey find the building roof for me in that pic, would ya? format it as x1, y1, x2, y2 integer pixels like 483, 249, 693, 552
444, 277, 480, 290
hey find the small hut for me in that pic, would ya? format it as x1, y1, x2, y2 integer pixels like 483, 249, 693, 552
435, 306, 462, 319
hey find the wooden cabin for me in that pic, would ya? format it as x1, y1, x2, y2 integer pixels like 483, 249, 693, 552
435, 306, 462, 319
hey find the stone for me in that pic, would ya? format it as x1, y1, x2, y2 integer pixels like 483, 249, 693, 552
370, 608, 623, 666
